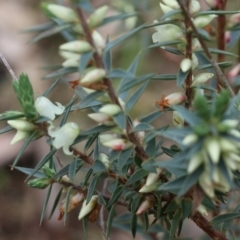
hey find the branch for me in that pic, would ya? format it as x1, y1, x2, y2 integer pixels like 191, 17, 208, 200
176, 0, 234, 97
191, 212, 228, 240
0, 52, 18, 81
75, 7, 149, 161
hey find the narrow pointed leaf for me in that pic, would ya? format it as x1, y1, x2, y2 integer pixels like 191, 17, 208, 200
49, 187, 63, 220
79, 51, 94, 73
106, 204, 116, 237
126, 169, 148, 186
126, 80, 149, 112
40, 184, 52, 225
64, 186, 72, 224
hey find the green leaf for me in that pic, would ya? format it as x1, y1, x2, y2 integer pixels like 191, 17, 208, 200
132, 122, 154, 132
181, 199, 192, 219
113, 111, 126, 130
92, 160, 107, 173
59, 98, 77, 127
43, 67, 77, 79
196, 48, 238, 57
196, 10, 240, 16
131, 214, 137, 238
26, 149, 57, 180
118, 147, 134, 171
151, 74, 177, 80
29, 24, 71, 43
125, 80, 150, 112
146, 137, 156, 157
49, 187, 63, 220
119, 74, 154, 93
93, 138, 100, 160
222, 204, 240, 231
14, 166, 45, 178
107, 69, 134, 79
140, 110, 161, 123
159, 176, 187, 194
141, 158, 157, 173
84, 133, 98, 153
74, 91, 103, 110
106, 204, 115, 237
43, 76, 62, 96
202, 195, 216, 212
21, 22, 55, 33
149, 40, 182, 49
82, 168, 93, 187
98, 193, 107, 206
68, 159, 78, 182
107, 186, 123, 208
0, 125, 13, 134
126, 169, 148, 186
177, 68, 190, 87
12, 131, 38, 169
211, 213, 240, 225
86, 172, 107, 204
80, 125, 113, 137
131, 194, 143, 213
0, 111, 25, 121
195, 61, 232, 71
143, 212, 149, 231
101, 13, 138, 26
143, 19, 176, 28
108, 179, 119, 193
40, 184, 52, 225
103, 36, 111, 71
82, 216, 88, 239
214, 90, 230, 119
64, 187, 72, 224
162, 47, 183, 55
79, 51, 94, 73
194, 94, 211, 121
104, 24, 144, 52
170, 209, 182, 239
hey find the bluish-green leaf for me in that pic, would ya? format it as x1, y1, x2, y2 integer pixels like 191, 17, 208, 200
101, 13, 138, 26
79, 51, 94, 73
40, 184, 52, 225
177, 68, 190, 87
86, 172, 107, 204
113, 111, 126, 130
149, 40, 182, 49
132, 122, 154, 132
118, 147, 134, 171
170, 209, 182, 240
106, 204, 116, 237
151, 74, 177, 80
125, 80, 150, 112
107, 69, 134, 79
181, 199, 192, 219
43, 67, 77, 79
104, 24, 144, 52
0, 125, 13, 134
140, 110, 162, 123
107, 186, 123, 208
14, 166, 45, 178
64, 187, 72, 224
131, 214, 137, 238
211, 213, 240, 225
126, 169, 148, 186
49, 187, 63, 220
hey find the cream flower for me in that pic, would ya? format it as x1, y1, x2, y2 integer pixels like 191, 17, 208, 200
35, 96, 65, 120
48, 122, 80, 155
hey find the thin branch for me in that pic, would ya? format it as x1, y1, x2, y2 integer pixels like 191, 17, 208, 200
191, 212, 228, 240
176, 0, 234, 97
0, 52, 18, 81
75, 7, 149, 162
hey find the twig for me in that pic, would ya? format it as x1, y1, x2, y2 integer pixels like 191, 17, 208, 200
0, 52, 18, 81
176, 0, 235, 97
184, 0, 193, 109
191, 212, 228, 240
75, 7, 149, 162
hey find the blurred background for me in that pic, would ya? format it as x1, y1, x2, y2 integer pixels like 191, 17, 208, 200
0, 0, 239, 239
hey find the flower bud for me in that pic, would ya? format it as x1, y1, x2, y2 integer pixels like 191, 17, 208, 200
197, 204, 208, 216
188, 151, 204, 173
166, 92, 187, 105
42, 164, 56, 178
102, 139, 134, 151
10, 130, 30, 144
58, 192, 85, 220
27, 178, 50, 189
227, 63, 240, 80
162, 0, 179, 9
48, 122, 80, 155
99, 153, 110, 169
191, 73, 214, 87
180, 58, 192, 72
192, 53, 199, 69
80, 68, 106, 85
88, 113, 115, 126
62, 57, 80, 68
192, 39, 201, 51
8, 119, 36, 132
145, 168, 161, 186
182, 133, 198, 146
92, 30, 105, 53
139, 182, 158, 193
59, 50, 80, 60
219, 138, 237, 153
204, 0, 218, 8
228, 129, 240, 139
35, 96, 65, 121
193, 15, 216, 29
204, 137, 220, 164
136, 196, 155, 215
220, 119, 239, 129
173, 111, 184, 128
152, 22, 185, 44
43, 3, 78, 23
99, 134, 118, 143
199, 172, 214, 198
59, 41, 92, 53
88, 5, 108, 28
133, 119, 145, 143
159, 3, 175, 14
78, 195, 98, 220
229, 13, 240, 27
99, 104, 121, 116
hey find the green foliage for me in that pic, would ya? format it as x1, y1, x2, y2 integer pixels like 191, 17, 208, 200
3, 1, 240, 240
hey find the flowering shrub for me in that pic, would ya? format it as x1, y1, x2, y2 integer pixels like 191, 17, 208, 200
1, 0, 240, 239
